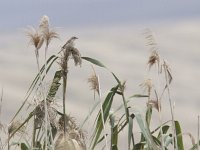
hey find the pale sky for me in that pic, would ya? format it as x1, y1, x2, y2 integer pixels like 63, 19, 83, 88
0, 0, 200, 30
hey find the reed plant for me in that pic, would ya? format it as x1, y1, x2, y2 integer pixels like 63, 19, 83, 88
0, 15, 199, 150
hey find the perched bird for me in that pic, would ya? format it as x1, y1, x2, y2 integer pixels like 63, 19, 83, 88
63, 36, 78, 48
58, 36, 78, 53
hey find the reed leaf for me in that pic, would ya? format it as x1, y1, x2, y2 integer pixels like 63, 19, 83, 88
157, 125, 170, 139
91, 85, 119, 149
175, 121, 184, 150
80, 101, 100, 129
11, 55, 58, 122
128, 116, 133, 150
110, 112, 118, 150
134, 112, 159, 150
111, 125, 118, 150
46, 70, 62, 102
21, 143, 29, 150
82, 57, 107, 68
146, 105, 152, 127
129, 94, 149, 98
9, 111, 34, 140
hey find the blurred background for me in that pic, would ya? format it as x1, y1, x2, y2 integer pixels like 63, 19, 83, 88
0, 0, 200, 149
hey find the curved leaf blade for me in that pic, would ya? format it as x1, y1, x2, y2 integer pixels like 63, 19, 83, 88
82, 57, 107, 68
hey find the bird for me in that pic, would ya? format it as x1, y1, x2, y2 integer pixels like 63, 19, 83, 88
58, 36, 78, 54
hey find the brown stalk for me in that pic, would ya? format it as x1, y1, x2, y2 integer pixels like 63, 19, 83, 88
59, 37, 81, 136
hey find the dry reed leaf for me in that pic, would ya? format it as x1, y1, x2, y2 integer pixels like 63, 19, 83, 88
147, 100, 161, 111
56, 114, 86, 150
8, 120, 25, 136
163, 60, 173, 84
184, 132, 195, 146
34, 101, 57, 128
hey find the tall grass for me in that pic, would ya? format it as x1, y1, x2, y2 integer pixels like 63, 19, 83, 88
0, 15, 199, 150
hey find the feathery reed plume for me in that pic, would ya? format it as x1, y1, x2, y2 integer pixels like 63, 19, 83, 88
39, 15, 49, 36
34, 101, 57, 128
27, 19, 55, 149
88, 74, 99, 94
144, 29, 160, 71
144, 28, 158, 51
27, 26, 44, 56
59, 36, 82, 135
55, 114, 86, 150
39, 15, 58, 149
39, 15, 58, 51
87, 66, 99, 99
140, 78, 152, 102
87, 68, 109, 150
148, 50, 160, 70
144, 29, 167, 149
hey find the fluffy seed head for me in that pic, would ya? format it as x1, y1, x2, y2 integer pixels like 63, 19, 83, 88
39, 15, 49, 34
59, 37, 82, 73
56, 114, 86, 150
34, 101, 57, 128
148, 50, 160, 70
140, 79, 153, 99
39, 15, 59, 46
88, 74, 99, 95
26, 27, 44, 50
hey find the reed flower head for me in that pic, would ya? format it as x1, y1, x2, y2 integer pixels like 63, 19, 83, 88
56, 114, 86, 149
55, 133, 86, 150
39, 15, 59, 46
59, 37, 82, 74
26, 26, 44, 50
148, 50, 160, 70
34, 101, 57, 128
144, 29, 160, 70
39, 15, 49, 33
71, 47, 82, 66
140, 78, 152, 98
144, 28, 157, 49
88, 72, 99, 95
